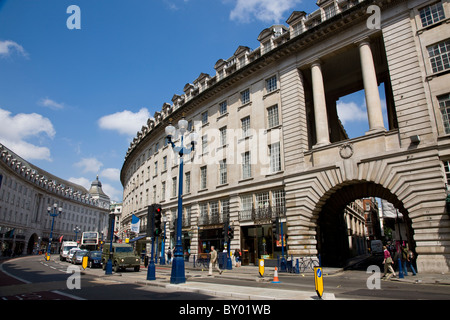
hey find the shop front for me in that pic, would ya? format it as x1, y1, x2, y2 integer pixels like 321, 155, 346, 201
240, 224, 287, 266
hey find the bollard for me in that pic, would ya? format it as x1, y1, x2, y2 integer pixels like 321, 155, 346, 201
398, 258, 404, 278
259, 259, 264, 277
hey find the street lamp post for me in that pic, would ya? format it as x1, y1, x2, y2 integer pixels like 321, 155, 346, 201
105, 212, 116, 275
73, 226, 80, 243
46, 203, 62, 260
165, 117, 198, 284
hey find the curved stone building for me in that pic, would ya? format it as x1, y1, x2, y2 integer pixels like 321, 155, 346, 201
0, 143, 111, 256
121, 0, 450, 272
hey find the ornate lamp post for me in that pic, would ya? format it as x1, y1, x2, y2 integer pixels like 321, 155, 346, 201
46, 203, 62, 260
165, 117, 198, 284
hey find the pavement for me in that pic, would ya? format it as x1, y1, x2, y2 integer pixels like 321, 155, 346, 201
91, 256, 450, 300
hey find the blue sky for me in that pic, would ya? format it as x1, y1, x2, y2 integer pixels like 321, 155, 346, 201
0, 0, 384, 202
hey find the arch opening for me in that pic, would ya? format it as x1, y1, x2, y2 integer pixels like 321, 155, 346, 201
316, 181, 415, 268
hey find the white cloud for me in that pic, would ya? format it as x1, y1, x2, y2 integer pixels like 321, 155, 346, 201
229, 0, 302, 23
38, 98, 65, 110
336, 101, 367, 125
74, 157, 103, 174
68, 177, 91, 190
101, 168, 120, 181
0, 40, 28, 58
0, 108, 55, 160
98, 108, 150, 136
101, 182, 122, 202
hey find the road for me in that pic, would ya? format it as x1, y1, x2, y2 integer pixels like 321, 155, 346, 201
0, 255, 232, 301
1, 255, 449, 301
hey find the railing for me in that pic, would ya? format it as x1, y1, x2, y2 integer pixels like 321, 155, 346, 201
199, 210, 229, 226
239, 205, 286, 222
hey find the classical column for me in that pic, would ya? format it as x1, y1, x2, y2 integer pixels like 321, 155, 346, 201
358, 40, 385, 133
311, 60, 330, 147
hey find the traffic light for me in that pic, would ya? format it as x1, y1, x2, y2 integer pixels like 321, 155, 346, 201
147, 205, 155, 237
154, 204, 162, 237
227, 226, 234, 240
223, 218, 229, 242
272, 218, 279, 237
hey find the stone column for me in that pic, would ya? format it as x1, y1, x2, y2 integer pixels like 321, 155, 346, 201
358, 40, 385, 133
311, 60, 330, 147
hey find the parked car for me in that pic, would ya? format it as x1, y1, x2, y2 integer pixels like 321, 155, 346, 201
72, 249, 89, 264
67, 248, 80, 262
88, 250, 103, 268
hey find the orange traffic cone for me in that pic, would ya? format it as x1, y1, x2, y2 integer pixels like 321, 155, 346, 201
272, 267, 280, 283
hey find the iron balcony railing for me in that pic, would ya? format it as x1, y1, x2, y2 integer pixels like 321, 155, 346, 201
239, 205, 286, 222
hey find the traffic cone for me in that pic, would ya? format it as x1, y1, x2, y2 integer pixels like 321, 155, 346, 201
272, 267, 280, 283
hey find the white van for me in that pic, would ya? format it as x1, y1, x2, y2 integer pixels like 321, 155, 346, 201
60, 241, 78, 261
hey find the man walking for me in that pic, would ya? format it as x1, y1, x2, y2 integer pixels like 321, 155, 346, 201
209, 246, 223, 276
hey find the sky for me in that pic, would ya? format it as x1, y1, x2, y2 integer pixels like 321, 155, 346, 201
0, 0, 386, 203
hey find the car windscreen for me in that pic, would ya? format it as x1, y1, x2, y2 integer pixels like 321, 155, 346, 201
114, 247, 134, 253
90, 252, 102, 258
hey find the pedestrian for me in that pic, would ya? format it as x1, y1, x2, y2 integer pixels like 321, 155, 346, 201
405, 245, 417, 276
208, 245, 222, 275
167, 248, 172, 264
382, 245, 396, 280
234, 248, 241, 267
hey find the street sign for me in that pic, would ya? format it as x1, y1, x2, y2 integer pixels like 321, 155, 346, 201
314, 266, 324, 299
82, 255, 88, 270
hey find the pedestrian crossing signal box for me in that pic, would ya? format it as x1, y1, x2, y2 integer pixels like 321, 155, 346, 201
314, 266, 324, 299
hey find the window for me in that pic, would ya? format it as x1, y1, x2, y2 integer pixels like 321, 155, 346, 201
269, 142, 281, 173
324, 4, 336, 20
241, 89, 250, 105
220, 127, 227, 146
267, 105, 279, 128
266, 75, 277, 93
187, 120, 193, 132
202, 135, 208, 154
241, 195, 253, 212
428, 39, 450, 73
444, 161, 450, 189
200, 166, 207, 189
185, 172, 191, 193
202, 111, 208, 125
419, 2, 445, 27
242, 151, 251, 179
219, 101, 227, 115
219, 159, 227, 185
272, 190, 285, 210
439, 93, 450, 134
172, 177, 177, 198
161, 181, 166, 201
163, 156, 167, 171
241, 116, 251, 138
154, 161, 158, 176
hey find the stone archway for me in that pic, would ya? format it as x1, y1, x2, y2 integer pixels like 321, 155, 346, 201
315, 181, 413, 267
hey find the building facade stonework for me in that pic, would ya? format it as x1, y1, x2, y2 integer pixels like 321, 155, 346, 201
121, 0, 450, 272
0, 143, 111, 256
